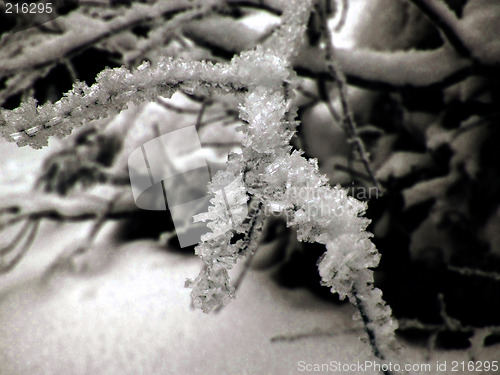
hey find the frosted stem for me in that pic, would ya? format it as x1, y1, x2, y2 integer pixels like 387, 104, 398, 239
352, 285, 392, 375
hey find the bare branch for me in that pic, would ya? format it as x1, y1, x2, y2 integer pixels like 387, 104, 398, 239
271, 326, 362, 343
407, 0, 470, 58
333, 0, 349, 32
448, 265, 500, 282
156, 98, 202, 114
0, 220, 40, 274
226, 0, 283, 15
195, 101, 208, 130
0, 221, 32, 256
0, 189, 137, 231
43, 191, 123, 276
318, 7, 382, 193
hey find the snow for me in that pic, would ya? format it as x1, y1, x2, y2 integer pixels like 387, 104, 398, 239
460, 2, 500, 64
0, 229, 373, 375
0, 222, 490, 375
295, 45, 471, 88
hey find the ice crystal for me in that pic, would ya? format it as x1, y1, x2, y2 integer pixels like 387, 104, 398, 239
186, 260, 235, 313
184, 0, 398, 357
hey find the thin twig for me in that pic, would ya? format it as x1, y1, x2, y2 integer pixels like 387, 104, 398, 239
333, 163, 372, 182
408, 0, 470, 58
156, 98, 201, 114
231, 202, 264, 281
0, 220, 32, 256
200, 141, 241, 148
63, 58, 79, 83
44, 192, 122, 276
0, 220, 40, 274
319, 79, 341, 122
152, 123, 188, 187
448, 265, 500, 282
86, 192, 122, 247
437, 293, 462, 331
296, 84, 319, 101
195, 101, 208, 130
334, 0, 349, 32
219, 118, 241, 127
226, 0, 283, 16
317, 5, 382, 193
271, 326, 361, 343
397, 294, 500, 362
199, 114, 239, 129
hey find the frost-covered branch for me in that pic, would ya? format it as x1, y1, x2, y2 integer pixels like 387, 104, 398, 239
1, 57, 252, 148
123, 6, 214, 66
186, 0, 311, 312
183, 0, 399, 362
0, 67, 52, 106
0, 187, 132, 274
43, 190, 123, 276
1, 14, 298, 148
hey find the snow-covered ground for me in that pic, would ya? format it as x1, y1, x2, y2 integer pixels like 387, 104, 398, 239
0, 212, 493, 375
0, 105, 494, 375
0, 219, 372, 375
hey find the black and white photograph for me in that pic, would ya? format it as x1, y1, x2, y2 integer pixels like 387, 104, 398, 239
0, 0, 499, 374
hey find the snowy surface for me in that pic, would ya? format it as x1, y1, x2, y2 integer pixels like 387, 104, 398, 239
0, 88, 494, 375
0, 221, 372, 375
0, 133, 483, 373
0, 220, 484, 375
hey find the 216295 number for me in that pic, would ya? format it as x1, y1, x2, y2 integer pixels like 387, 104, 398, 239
5, 2, 53, 14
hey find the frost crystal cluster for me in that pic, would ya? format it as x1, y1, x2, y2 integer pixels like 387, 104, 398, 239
184, 0, 398, 358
